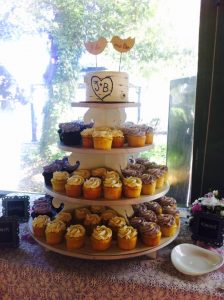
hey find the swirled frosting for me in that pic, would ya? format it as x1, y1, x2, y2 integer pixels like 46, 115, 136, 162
32, 215, 50, 228
108, 216, 126, 228
127, 128, 146, 137
105, 171, 120, 181
129, 216, 145, 228
141, 174, 156, 184
101, 209, 118, 221
55, 211, 72, 223
162, 206, 179, 216
103, 177, 122, 188
75, 207, 91, 219
146, 168, 162, 179
157, 214, 176, 227
66, 224, 86, 238
72, 169, 91, 179
159, 196, 177, 207
92, 130, 113, 139
139, 210, 157, 223
91, 168, 107, 178
123, 177, 142, 188
145, 201, 162, 214
67, 175, 84, 185
45, 220, 66, 233
84, 213, 101, 225
139, 221, 161, 237
83, 177, 101, 188
92, 225, 112, 240
111, 129, 124, 137
118, 225, 137, 239
52, 171, 70, 181
90, 205, 106, 214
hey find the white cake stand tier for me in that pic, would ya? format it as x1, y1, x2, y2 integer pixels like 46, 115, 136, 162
28, 218, 180, 260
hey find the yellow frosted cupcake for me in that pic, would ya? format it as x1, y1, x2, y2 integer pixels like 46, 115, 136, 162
51, 171, 70, 192
123, 176, 142, 198
117, 225, 137, 250
111, 129, 125, 148
91, 225, 112, 251
103, 177, 122, 200
81, 128, 94, 148
65, 175, 84, 197
105, 170, 120, 181
108, 216, 126, 238
32, 215, 50, 238
83, 177, 102, 200
92, 130, 113, 150
54, 211, 72, 226
45, 220, 66, 245
72, 169, 91, 179
157, 214, 177, 237
65, 224, 86, 250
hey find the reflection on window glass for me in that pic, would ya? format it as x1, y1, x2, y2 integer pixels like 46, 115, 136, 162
0, 0, 200, 196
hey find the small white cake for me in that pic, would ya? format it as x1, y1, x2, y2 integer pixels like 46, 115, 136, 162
84, 71, 129, 102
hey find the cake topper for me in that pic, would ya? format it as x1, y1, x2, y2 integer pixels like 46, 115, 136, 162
84, 36, 135, 71
84, 37, 108, 67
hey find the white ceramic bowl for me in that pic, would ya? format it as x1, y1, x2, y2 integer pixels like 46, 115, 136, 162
171, 243, 224, 275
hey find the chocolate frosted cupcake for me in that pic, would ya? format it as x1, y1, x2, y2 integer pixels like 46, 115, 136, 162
129, 216, 145, 231
132, 203, 147, 215
121, 167, 142, 178
162, 206, 180, 225
127, 163, 146, 173
134, 157, 150, 165
58, 120, 93, 146
127, 128, 146, 147
144, 201, 162, 215
139, 221, 161, 246
140, 174, 156, 195
146, 168, 164, 188
138, 209, 157, 223
159, 196, 177, 208
157, 214, 177, 237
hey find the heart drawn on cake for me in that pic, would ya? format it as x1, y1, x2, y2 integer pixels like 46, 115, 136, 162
91, 76, 113, 101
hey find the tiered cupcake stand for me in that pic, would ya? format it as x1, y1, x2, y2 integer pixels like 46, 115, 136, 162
29, 102, 180, 260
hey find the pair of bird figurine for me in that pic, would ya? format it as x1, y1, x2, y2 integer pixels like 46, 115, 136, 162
84, 36, 135, 55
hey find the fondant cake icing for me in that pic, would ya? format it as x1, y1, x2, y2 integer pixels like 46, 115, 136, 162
84, 71, 129, 102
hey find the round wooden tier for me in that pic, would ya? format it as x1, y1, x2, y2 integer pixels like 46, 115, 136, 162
28, 218, 180, 260
58, 142, 153, 154
45, 183, 169, 206
71, 102, 140, 109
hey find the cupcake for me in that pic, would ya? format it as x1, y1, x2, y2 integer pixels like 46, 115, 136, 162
42, 161, 63, 186
108, 216, 126, 238
142, 126, 153, 145
128, 216, 145, 231
65, 175, 84, 197
159, 196, 177, 208
101, 209, 118, 225
134, 157, 150, 165
127, 162, 146, 173
139, 222, 161, 247
103, 177, 122, 200
90, 205, 106, 214
140, 174, 156, 195
45, 220, 66, 245
91, 225, 112, 251
144, 201, 162, 215
111, 129, 125, 148
65, 224, 86, 250
132, 203, 147, 215
61, 157, 80, 174
92, 130, 113, 150
91, 167, 107, 179
117, 225, 137, 250
72, 169, 91, 179
31, 195, 53, 218
138, 209, 157, 223
146, 168, 164, 189
81, 128, 94, 148
83, 213, 102, 235
105, 170, 120, 181
123, 177, 142, 198
54, 211, 72, 226
121, 167, 142, 178
51, 171, 70, 192
127, 128, 146, 147
157, 165, 169, 183
74, 207, 91, 223
83, 177, 102, 200
162, 206, 180, 225
157, 214, 177, 237
32, 215, 50, 238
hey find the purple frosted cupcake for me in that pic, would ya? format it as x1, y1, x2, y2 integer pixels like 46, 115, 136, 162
129, 216, 145, 231
42, 160, 63, 186
31, 195, 53, 218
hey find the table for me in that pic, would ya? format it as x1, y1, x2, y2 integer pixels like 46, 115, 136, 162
0, 195, 223, 300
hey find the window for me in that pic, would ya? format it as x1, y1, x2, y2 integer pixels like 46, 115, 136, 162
0, 0, 200, 204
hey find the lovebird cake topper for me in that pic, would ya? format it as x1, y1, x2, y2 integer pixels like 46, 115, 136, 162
84, 36, 135, 71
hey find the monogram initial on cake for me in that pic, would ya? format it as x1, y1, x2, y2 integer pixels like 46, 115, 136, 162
91, 76, 113, 101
